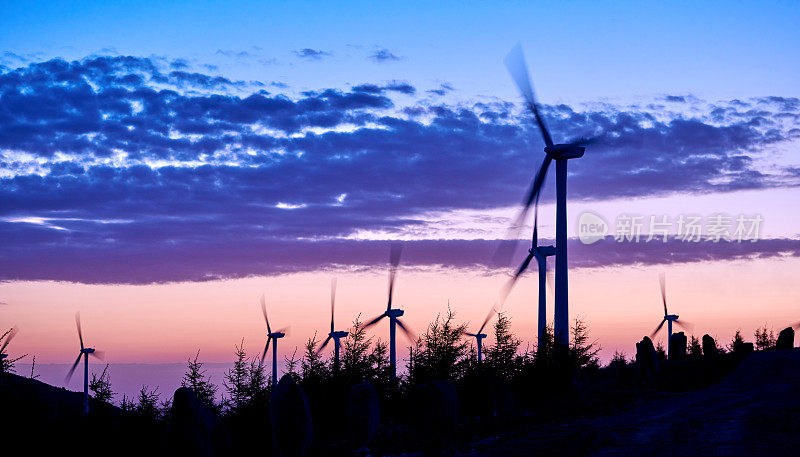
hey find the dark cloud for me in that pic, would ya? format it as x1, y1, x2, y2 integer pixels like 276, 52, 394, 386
1, 55, 799, 283
0, 233, 797, 284
294, 48, 331, 60
370, 49, 401, 62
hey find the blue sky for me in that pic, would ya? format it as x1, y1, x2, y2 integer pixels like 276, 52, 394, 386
3, 0, 799, 102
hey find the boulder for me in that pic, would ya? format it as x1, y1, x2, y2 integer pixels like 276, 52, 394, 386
171, 387, 230, 457
635, 336, 659, 382
411, 380, 458, 440
669, 332, 687, 360
270, 375, 313, 457
776, 327, 795, 350
347, 381, 380, 447
702, 334, 718, 358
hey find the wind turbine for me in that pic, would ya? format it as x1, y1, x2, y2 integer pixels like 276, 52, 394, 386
65, 313, 104, 415
650, 273, 691, 358
501, 206, 556, 352
0, 326, 19, 371
364, 243, 415, 380
259, 295, 287, 386
316, 278, 349, 371
465, 305, 497, 362
502, 43, 588, 346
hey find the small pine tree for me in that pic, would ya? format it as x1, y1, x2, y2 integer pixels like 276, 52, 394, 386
688, 335, 703, 357
755, 326, 776, 351
284, 347, 300, 382
136, 385, 161, 420
343, 316, 373, 382
408, 308, 469, 384
247, 358, 269, 403
570, 318, 600, 370
302, 334, 329, 383
608, 350, 628, 368
655, 341, 667, 361
485, 312, 521, 380
223, 340, 250, 412
182, 350, 218, 410
729, 329, 745, 352
89, 364, 115, 403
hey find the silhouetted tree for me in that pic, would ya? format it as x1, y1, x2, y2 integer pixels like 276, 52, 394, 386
728, 329, 745, 352
223, 340, 250, 413
755, 326, 776, 351
135, 385, 161, 420
570, 318, 600, 370
301, 334, 329, 384
89, 364, 115, 403
408, 308, 468, 383
182, 350, 218, 411
688, 335, 703, 358
485, 312, 520, 380
655, 341, 667, 361
284, 347, 301, 382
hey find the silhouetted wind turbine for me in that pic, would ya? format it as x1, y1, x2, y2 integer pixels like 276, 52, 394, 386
364, 243, 415, 380
317, 278, 349, 372
65, 313, 104, 415
259, 295, 287, 386
465, 305, 497, 362
501, 205, 555, 352
650, 273, 691, 357
502, 43, 589, 346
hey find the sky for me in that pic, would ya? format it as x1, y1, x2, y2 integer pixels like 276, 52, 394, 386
1, 1, 799, 399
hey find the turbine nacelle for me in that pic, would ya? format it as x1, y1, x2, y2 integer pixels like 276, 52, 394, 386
533, 245, 556, 257
665, 314, 679, 321
81, 347, 95, 354
330, 330, 349, 339
544, 143, 585, 159
386, 308, 405, 318
269, 332, 286, 339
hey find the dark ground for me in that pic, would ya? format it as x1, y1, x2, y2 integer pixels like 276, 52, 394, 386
462, 350, 800, 457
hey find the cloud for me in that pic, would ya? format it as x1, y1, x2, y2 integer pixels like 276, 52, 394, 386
294, 48, 331, 60
0, 55, 799, 283
369, 49, 401, 62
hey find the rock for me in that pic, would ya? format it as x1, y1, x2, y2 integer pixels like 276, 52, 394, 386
270, 374, 313, 457
669, 332, 687, 360
412, 380, 458, 441
171, 387, 229, 457
776, 327, 795, 349
347, 381, 380, 447
702, 334, 718, 358
635, 336, 659, 382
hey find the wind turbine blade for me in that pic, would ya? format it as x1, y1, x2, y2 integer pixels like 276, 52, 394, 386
65, 354, 82, 383
91, 350, 105, 361
388, 243, 403, 310
500, 251, 536, 303
546, 267, 555, 298
316, 335, 332, 354
496, 154, 554, 262
260, 295, 271, 334
464, 332, 477, 337
504, 43, 554, 148
395, 318, 416, 342
363, 313, 386, 330
75, 312, 84, 350
674, 319, 693, 332
650, 318, 667, 338
477, 304, 498, 334
330, 278, 337, 333
275, 327, 290, 336
659, 272, 667, 315
792, 321, 800, 330
260, 338, 270, 366
0, 326, 18, 353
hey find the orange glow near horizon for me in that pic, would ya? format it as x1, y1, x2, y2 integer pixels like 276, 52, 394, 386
1, 256, 798, 366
